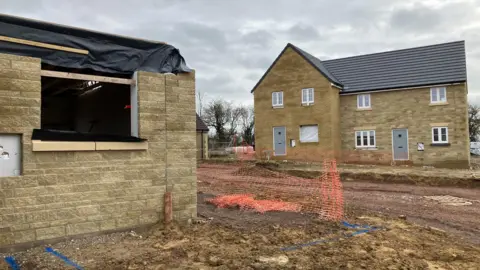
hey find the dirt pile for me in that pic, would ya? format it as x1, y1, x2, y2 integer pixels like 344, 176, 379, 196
232, 165, 285, 178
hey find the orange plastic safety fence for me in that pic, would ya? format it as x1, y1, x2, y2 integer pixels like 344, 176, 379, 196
199, 147, 344, 221
319, 159, 344, 221
206, 194, 302, 214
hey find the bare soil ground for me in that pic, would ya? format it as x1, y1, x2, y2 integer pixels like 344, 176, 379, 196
1, 163, 479, 269
270, 162, 480, 187
202, 163, 480, 244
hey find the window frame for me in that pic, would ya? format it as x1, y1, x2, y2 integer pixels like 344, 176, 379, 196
272, 91, 283, 107
355, 130, 376, 148
357, 94, 371, 109
301, 88, 314, 105
430, 87, 447, 104
432, 127, 448, 143
299, 124, 319, 143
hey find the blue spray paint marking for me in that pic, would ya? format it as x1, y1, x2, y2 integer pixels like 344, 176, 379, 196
342, 221, 373, 229
281, 222, 383, 251
45, 247, 84, 270
4, 256, 20, 270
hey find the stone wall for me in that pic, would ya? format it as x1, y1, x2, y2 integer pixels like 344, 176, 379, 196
340, 84, 470, 168
0, 53, 196, 248
254, 47, 341, 161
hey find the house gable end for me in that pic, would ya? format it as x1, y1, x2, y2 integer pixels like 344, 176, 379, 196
250, 43, 342, 93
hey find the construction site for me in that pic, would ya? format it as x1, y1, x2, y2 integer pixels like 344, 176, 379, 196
0, 145, 479, 269
0, 12, 479, 270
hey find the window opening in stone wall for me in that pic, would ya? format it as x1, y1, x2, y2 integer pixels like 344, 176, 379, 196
39, 64, 136, 141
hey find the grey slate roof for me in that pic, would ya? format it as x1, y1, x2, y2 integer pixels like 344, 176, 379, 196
320, 41, 467, 93
196, 113, 209, 131
250, 41, 466, 93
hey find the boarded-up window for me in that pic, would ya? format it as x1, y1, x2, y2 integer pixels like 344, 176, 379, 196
299, 125, 318, 142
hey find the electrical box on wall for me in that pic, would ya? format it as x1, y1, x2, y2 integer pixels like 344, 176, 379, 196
0, 134, 22, 177
290, 139, 296, 147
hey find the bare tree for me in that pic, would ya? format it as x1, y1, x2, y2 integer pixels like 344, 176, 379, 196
202, 99, 232, 141
239, 105, 254, 145
469, 104, 480, 142
227, 106, 243, 140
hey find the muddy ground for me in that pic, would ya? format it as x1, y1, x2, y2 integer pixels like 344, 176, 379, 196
199, 163, 480, 245
1, 195, 479, 269
1, 163, 479, 269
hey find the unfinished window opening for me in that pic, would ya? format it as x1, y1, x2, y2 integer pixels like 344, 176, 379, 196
40, 65, 139, 142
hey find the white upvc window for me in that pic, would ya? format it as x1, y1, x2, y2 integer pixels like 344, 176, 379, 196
430, 87, 447, 103
432, 127, 448, 143
299, 125, 318, 143
272, 91, 283, 107
357, 94, 371, 109
355, 130, 376, 148
301, 88, 314, 105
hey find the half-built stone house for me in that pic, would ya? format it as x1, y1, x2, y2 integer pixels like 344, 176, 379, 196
0, 14, 197, 249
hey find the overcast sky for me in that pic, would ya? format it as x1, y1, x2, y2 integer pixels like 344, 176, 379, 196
2, 0, 480, 107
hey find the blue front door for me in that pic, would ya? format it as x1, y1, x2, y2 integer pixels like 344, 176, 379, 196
273, 126, 286, 156
392, 129, 408, 160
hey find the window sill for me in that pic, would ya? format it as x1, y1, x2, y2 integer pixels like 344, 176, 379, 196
272, 106, 284, 109
430, 143, 450, 147
355, 147, 378, 150
299, 141, 319, 144
32, 140, 148, 152
301, 103, 314, 107
429, 102, 448, 106
356, 107, 372, 111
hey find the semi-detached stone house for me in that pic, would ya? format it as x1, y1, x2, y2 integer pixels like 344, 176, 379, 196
253, 41, 470, 168
0, 14, 196, 250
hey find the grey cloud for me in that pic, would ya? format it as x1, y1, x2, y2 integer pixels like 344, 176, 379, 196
389, 2, 478, 34
389, 4, 441, 33
238, 30, 274, 48
125, 21, 228, 53
1, 0, 480, 106
245, 72, 263, 82
236, 55, 273, 69
286, 24, 320, 41
197, 73, 251, 101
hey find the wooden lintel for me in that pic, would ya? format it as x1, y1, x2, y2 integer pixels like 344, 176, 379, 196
95, 141, 148, 151
0, 35, 89, 55
32, 140, 96, 152
41, 70, 135, 85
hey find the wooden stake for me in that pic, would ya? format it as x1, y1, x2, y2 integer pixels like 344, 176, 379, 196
164, 192, 173, 224
0, 35, 89, 55
41, 70, 135, 85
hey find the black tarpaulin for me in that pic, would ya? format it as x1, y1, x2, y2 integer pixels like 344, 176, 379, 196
0, 14, 191, 74
32, 129, 146, 142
